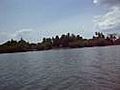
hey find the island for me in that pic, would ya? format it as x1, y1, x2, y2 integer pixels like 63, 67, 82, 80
0, 32, 120, 54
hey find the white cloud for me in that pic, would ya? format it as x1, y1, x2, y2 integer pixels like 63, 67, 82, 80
93, 0, 120, 33
12, 29, 33, 39
0, 29, 37, 43
94, 7, 120, 31
0, 29, 40, 44
12, 29, 40, 43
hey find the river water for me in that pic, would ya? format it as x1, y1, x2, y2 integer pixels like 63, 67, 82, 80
0, 46, 120, 90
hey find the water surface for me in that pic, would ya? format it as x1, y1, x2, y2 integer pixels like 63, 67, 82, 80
0, 46, 120, 90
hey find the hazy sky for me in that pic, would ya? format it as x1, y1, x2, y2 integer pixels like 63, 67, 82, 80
0, 0, 120, 43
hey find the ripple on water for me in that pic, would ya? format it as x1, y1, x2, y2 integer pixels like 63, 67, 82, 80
0, 46, 120, 90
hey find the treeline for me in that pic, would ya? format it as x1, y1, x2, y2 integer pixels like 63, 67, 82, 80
0, 32, 120, 53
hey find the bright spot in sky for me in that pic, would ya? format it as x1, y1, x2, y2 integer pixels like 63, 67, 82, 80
93, 0, 98, 4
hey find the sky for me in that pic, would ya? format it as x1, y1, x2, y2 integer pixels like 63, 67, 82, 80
0, 0, 120, 43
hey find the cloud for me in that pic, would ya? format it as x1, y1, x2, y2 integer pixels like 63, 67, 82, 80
12, 29, 33, 39
0, 29, 41, 44
93, 0, 120, 33
94, 7, 120, 31
93, 0, 120, 6
12, 29, 40, 43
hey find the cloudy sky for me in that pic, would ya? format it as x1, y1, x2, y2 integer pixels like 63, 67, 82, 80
0, 0, 120, 43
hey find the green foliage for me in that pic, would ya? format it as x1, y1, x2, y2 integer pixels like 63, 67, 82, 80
0, 32, 120, 53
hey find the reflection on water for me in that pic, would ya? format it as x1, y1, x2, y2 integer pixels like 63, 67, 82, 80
0, 45, 120, 90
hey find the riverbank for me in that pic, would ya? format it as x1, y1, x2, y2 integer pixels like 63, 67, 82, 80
0, 32, 120, 54
0, 44, 120, 54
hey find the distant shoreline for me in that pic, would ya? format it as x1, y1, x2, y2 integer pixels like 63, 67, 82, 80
0, 44, 120, 54
0, 32, 120, 54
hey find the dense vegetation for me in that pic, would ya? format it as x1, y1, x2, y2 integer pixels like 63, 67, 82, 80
0, 32, 120, 53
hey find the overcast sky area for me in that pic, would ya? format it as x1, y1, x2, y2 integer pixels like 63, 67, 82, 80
0, 0, 120, 43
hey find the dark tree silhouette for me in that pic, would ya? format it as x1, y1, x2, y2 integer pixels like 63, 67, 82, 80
0, 32, 120, 53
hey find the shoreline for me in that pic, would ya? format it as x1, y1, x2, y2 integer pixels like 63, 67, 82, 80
0, 44, 119, 54
0, 32, 120, 54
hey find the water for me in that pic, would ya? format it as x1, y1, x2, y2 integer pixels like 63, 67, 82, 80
0, 46, 120, 90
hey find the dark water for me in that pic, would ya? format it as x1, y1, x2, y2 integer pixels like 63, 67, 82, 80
0, 46, 120, 90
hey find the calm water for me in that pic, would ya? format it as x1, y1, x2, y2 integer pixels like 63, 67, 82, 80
0, 46, 120, 90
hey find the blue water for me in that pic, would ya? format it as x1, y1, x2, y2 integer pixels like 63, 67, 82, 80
0, 45, 120, 90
